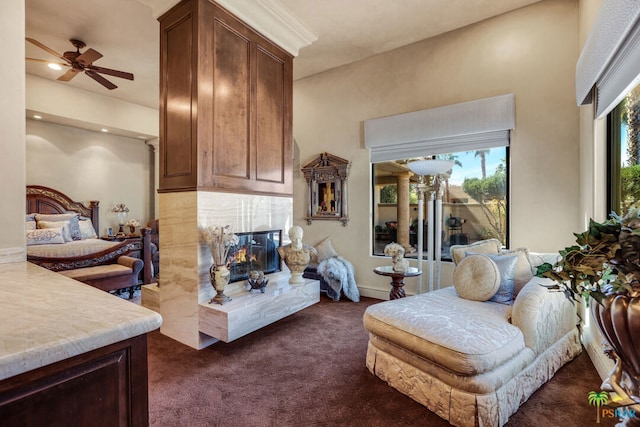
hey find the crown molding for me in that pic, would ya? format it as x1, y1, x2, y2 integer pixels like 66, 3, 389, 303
138, 0, 317, 56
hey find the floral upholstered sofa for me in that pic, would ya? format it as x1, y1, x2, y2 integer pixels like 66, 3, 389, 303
363, 239, 582, 427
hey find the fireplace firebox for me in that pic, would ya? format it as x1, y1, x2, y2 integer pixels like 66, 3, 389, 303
226, 230, 282, 283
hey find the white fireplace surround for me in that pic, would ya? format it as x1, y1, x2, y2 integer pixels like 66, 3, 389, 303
155, 190, 298, 349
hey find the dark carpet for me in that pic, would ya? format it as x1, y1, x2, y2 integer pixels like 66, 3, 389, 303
148, 296, 617, 426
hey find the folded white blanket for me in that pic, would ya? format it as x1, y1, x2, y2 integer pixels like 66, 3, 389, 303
317, 255, 360, 302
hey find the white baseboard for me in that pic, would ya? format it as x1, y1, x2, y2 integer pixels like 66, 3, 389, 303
581, 322, 614, 381
358, 286, 431, 301
358, 286, 389, 301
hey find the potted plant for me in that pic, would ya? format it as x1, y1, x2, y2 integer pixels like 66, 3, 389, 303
537, 209, 640, 421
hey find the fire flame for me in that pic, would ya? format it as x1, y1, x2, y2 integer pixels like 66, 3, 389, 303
231, 248, 257, 264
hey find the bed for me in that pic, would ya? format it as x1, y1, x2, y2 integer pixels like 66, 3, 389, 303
26, 185, 154, 285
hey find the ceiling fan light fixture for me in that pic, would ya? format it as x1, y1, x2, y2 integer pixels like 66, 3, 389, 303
26, 38, 134, 91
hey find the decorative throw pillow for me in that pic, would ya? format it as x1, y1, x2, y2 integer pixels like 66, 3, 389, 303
35, 213, 81, 240
79, 219, 98, 239
26, 227, 65, 245
453, 254, 501, 301
315, 237, 338, 262
450, 238, 502, 265
500, 247, 534, 296
38, 220, 73, 242
483, 253, 518, 304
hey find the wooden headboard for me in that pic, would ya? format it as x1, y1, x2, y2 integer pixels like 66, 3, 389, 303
26, 185, 100, 234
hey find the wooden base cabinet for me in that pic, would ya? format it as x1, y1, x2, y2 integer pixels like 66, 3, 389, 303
0, 335, 150, 427
159, 0, 293, 196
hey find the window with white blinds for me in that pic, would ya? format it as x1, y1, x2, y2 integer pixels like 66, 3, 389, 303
364, 94, 515, 163
576, 0, 640, 118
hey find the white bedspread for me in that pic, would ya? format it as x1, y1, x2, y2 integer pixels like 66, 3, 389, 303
27, 239, 121, 258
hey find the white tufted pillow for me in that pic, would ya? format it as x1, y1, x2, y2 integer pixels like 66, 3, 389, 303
453, 254, 501, 301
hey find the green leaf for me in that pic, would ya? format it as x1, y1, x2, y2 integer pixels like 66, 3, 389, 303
535, 262, 553, 277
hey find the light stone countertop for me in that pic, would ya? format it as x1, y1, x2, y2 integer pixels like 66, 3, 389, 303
0, 262, 162, 381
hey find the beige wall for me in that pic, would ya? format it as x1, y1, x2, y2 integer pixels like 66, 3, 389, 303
26, 74, 159, 139
0, 1, 26, 263
293, 0, 581, 298
26, 119, 154, 234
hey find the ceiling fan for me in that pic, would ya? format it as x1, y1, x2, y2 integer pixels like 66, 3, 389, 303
26, 38, 134, 90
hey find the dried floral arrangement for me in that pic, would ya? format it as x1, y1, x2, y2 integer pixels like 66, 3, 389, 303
199, 225, 239, 266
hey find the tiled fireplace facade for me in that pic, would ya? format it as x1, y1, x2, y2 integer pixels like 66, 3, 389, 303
158, 191, 293, 349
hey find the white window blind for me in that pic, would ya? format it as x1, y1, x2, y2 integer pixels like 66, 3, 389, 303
576, 0, 640, 118
364, 94, 515, 163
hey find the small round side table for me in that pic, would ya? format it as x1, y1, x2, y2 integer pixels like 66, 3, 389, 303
374, 266, 422, 300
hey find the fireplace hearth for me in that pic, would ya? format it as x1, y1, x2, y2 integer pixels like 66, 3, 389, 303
226, 230, 281, 283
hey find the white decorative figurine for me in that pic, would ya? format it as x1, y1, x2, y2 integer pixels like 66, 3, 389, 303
278, 226, 317, 284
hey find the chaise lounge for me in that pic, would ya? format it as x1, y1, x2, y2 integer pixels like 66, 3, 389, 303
363, 240, 581, 426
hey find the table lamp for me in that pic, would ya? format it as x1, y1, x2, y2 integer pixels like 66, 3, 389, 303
112, 203, 129, 238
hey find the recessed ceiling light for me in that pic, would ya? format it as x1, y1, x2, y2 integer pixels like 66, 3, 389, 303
33, 115, 42, 119
47, 63, 62, 71
137, 136, 147, 139
101, 128, 109, 132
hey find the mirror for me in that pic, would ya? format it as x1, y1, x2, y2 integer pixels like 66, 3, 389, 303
301, 152, 350, 226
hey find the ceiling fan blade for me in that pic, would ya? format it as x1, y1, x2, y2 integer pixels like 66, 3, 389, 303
76, 48, 103, 66
26, 38, 70, 63
87, 65, 134, 81
26, 57, 69, 67
85, 69, 117, 90
57, 68, 81, 82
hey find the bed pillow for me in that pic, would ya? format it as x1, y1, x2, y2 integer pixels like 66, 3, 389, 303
453, 254, 501, 301
450, 238, 502, 265
315, 237, 338, 262
38, 220, 73, 242
79, 218, 98, 239
26, 221, 37, 231
35, 213, 81, 240
26, 227, 65, 245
